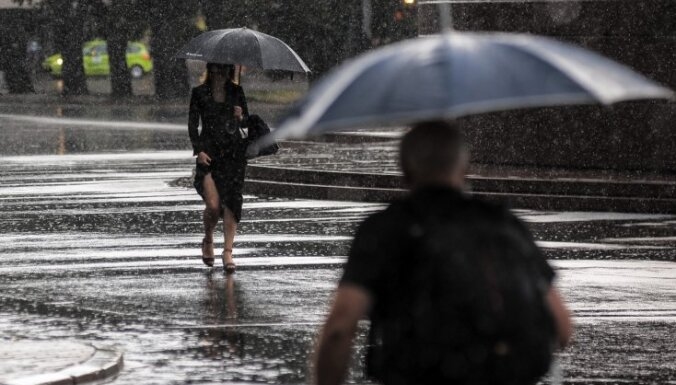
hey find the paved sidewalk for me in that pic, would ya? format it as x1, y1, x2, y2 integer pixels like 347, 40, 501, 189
0, 138, 674, 383
0, 341, 122, 385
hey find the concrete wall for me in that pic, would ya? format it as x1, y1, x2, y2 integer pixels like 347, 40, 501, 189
421, 0, 676, 172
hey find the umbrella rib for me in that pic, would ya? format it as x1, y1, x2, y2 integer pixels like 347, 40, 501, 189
248, 29, 309, 72
266, 34, 311, 73
306, 92, 596, 133
250, 30, 264, 69
281, 40, 311, 72
268, 32, 673, 143
506, 36, 609, 103
279, 39, 446, 138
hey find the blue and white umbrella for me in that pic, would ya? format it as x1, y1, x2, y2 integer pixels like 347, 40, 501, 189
268, 32, 672, 141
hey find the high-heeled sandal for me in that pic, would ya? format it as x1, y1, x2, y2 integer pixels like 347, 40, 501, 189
222, 248, 236, 274
201, 238, 214, 267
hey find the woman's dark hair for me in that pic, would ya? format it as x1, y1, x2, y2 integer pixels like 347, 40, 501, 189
204, 62, 236, 84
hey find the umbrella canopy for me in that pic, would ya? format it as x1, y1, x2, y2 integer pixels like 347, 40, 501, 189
175, 28, 310, 73
269, 32, 672, 141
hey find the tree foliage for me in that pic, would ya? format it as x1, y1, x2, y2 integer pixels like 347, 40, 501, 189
18, 0, 107, 95
103, 0, 148, 97
148, 0, 201, 99
12, 0, 197, 98
0, 7, 35, 93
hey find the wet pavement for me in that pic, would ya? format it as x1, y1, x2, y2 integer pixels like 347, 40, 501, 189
3, 110, 674, 185
0, 71, 305, 128
0, 340, 122, 385
0, 114, 675, 384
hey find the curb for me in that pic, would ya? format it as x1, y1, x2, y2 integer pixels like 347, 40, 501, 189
242, 165, 676, 213
172, 164, 676, 213
246, 165, 676, 198
0, 343, 123, 385
243, 177, 676, 213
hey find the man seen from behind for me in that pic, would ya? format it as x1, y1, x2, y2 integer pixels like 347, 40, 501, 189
314, 121, 573, 385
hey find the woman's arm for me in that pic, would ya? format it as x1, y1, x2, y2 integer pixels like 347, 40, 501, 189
188, 88, 202, 155
237, 85, 249, 120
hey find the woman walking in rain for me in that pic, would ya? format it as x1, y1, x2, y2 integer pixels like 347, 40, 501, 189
189, 62, 249, 274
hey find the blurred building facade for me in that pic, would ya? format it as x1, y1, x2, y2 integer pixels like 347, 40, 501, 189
415, 0, 676, 172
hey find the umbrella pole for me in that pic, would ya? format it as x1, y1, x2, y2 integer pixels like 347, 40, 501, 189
237, 65, 242, 85
438, 2, 453, 31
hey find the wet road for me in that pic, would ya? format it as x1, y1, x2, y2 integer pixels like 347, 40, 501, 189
0, 116, 675, 384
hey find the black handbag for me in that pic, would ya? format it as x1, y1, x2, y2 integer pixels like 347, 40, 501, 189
243, 115, 280, 159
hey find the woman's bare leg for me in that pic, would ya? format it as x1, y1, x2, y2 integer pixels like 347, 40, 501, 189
202, 173, 221, 260
222, 206, 237, 269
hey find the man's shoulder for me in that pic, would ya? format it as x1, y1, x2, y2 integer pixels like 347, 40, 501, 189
365, 200, 410, 222
463, 194, 513, 219
360, 193, 519, 232
353, 202, 410, 239
410, 188, 513, 220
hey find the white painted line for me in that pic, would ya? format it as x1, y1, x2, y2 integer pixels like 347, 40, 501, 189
0, 256, 348, 273
171, 322, 324, 329
520, 212, 674, 223
536, 241, 668, 250
0, 151, 191, 163
0, 233, 352, 246
0, 113, 185, 131
601, 236, 676, 243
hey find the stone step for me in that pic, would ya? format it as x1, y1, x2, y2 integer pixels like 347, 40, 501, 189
246, 165, 676, 200
244, 178, 676, 214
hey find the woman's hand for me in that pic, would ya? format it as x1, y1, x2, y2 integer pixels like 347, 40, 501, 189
233, 106, 243, 121
197, 151, 212, 166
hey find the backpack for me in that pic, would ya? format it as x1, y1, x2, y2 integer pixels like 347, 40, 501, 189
367, 200, 556, 385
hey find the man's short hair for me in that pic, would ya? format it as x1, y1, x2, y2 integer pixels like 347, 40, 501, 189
399, 121, 467, 185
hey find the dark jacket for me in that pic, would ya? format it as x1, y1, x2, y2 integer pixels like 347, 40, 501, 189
188, 82, 249, 156
341, 186, 556, 385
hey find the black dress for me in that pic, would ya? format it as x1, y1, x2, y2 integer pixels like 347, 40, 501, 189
188, 82, 250, 222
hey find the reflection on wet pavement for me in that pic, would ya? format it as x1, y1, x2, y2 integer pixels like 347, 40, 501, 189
0, 121, 675, 384
0, 117, 188, 155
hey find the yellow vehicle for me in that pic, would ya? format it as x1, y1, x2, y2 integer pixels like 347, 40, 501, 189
42, 39, 153, 78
